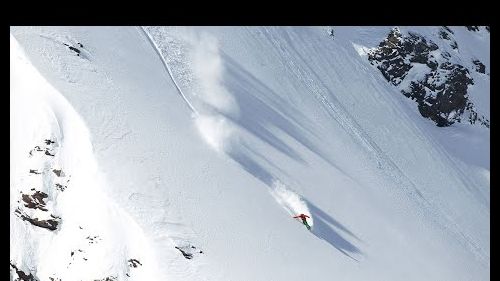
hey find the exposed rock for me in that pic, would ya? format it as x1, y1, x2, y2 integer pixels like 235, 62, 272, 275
368, 28, 489, 128
128, 258, 142, 268
368, 28, 439, 86
55, 183, 67, 191
472, 59, 486, 74
442, 26, 454, 34
175, 245, 203, 259
328, 28, 334, 39
368, 28, 412, 85
402, 63, 472, 126
86, 235, 101, 244
52, 169, 65, 177
466, 26, 480, 32
10, 262, 38, 281
94, 276, 117, 281
29, 169, 41, 175
22, 191, 48, 211
15, 208, 60, 231
68, 45, 81, 55
439, 27, 459, 50
29, 146, 44, 156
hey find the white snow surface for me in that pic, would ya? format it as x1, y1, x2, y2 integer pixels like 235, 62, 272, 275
10, 26, 489, 281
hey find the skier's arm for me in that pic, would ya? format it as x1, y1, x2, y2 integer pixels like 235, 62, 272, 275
304, 215, 310, 218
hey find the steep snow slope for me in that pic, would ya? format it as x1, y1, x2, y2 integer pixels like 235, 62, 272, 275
11, 26, 489, 281
10, 34, 159, 281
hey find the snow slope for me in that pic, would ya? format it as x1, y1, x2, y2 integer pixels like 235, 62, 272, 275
10, 34, 160, 281
11, 26, 489, 281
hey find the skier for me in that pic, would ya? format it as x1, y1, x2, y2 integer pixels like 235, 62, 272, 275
293, 214, 311, 230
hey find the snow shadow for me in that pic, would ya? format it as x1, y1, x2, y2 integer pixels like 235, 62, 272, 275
229, 148, 362, 261
306, 200, 362, 261
228, 149, 275, 186
219, 52, 350, 174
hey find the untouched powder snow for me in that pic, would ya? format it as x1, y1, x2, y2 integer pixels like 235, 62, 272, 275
11, 26, 489, 281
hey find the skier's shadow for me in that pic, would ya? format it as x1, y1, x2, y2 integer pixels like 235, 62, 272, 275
228, 149, 362, 261
306, 200, 362, 261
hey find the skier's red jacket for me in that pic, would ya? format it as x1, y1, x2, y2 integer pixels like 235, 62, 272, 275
293, 214, 310, 220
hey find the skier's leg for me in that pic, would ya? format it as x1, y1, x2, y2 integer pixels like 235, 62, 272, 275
302, 219, 311, 230
305, 221, 311, 230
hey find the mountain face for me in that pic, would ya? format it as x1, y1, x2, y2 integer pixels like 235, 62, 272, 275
11, 26, 489, 281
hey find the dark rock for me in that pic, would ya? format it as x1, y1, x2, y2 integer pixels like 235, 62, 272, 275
44, 139, 55, 145
175, 246, 193, 259
369, 28, 489, 128
29, 169, 41, 175
450, 41, 458, 50
439, 29, 451, 40
466, 26, 480, 32
94, 276, 117, 281
22, 191, 48, 211
368, 28, 440, 85
10, 262, 38, 281
52, 169, 65, 177
442, 26, 454, 34
24, 216, 59, 230
439, 27, 459, 50
16, 208, 60, 231
174, 244, 204, 259
68, 45, 81, 54
328, 28, 334, 39
403, 63, 473, 126
55, 183, 66, 191
472, 59, 486, 74
128, 258, 142, 268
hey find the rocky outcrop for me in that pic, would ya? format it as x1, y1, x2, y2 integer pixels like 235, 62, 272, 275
368, 27, 489, 128
16, 209, 60, 231
466, 26, 480, 32
10, 262, 38, 281
15, 138, 67, 231
472, 59, 486, 74
439, 26, 458, 50
175, 244, 204, 259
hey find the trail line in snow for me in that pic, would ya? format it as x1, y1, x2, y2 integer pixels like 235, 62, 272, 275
137, 27, 198, 115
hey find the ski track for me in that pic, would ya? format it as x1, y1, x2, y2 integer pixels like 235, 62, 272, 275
144, 26, 316, 225
143, 26, 489, 267
138, 27, 198, 114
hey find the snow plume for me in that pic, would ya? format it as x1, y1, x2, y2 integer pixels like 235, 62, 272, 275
186, 32, 240, 154
271, 179, 313, 227
143, 28, 240, 155
189, 32, 239, 115
195, 114, 236, 153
